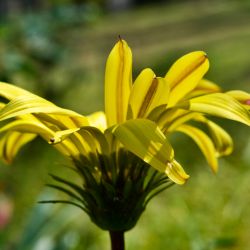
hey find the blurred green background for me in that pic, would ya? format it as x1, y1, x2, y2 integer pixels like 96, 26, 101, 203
0, 0, 250, 249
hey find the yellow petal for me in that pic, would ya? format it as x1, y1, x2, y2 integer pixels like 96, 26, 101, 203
0, 81, 34, 100
0, 132, 36, 164
188, 93, 250, 126
148, 107, 195, 132
0, 82, 88, 127
186, 79, 221, 99
206, 120, 233, 156
105, 39, 132, 126
0, 102, 6, 109
192, 115, 233, 156
0, 95, 84, 121
165, 111, 199, 133
129, 68, 170, 118
165, 159, 190, 185
78, 127, 110, 157
0, 119, 55, 137
49, 126, 109, 157
86, 111, 107, 132
165, 51, 209, 107
176, 124, 218, 173
48, 128, 80, 144
113, 119, 189, 184
227, 90, 250, 111
34, 113, 88, 132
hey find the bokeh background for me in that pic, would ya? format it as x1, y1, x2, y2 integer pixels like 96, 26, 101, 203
0, 0, 250, 249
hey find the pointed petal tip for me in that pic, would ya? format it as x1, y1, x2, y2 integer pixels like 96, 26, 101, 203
211, 163, 218, 174
48, 137, 57, 144
203, 52, 208, 58
166, 50, 210, 106
165, 160, 190, 185
117, 37, 127, 46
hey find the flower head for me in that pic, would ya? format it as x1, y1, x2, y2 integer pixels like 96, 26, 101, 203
0, 39, 249, 231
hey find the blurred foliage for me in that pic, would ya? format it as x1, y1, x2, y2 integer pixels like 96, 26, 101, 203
0, 0, 250, 249
0, 1, 102, 100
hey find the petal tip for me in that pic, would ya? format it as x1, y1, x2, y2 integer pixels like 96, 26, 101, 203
165, 161, 190, 185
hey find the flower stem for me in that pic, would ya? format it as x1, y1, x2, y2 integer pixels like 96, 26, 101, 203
109, 231, 125, 250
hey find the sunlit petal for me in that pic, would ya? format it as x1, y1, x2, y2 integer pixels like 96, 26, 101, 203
227, 90, 250, 110
0, 95, 86, 122
165, 159, 190, 185
186, 79, 221, 99
165, 51, 209, 107
205, 119, 233, 156
0, 132, 36, 164
129, 68, 169, 118
0, 119, 56, 137
105, 39, 132, 126
0, 81, 35, 100
188, 93, 250, 126
87, 111, 107, 132
160, 110, 199, 133
50, 126, 109, 163
176, 124, 218, 172
113, 119, 189, 184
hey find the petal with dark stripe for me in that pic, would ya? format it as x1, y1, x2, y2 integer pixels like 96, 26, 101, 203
129, 69, 169, 118
165, 51, 209, 107
105, 39, 132, 126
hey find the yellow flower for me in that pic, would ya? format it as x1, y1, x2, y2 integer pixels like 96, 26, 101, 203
0, 39, 250, 231
0, 39, 249, 186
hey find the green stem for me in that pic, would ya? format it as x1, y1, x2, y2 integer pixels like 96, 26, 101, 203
109, 231, 125, 250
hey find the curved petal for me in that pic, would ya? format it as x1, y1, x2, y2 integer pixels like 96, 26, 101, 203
0, 119, 79, 158
86, 111, 107, 132
165, 159, 190, 185
193, 115, 233, 156
0, 132, 36, 164
0, 81, 35, 100
186, 79, 221, 99
188, 93, 250, 126
112, 119, 189, 184
129, 68, 170, 118
206, 120, 233, 156
158, 110, 199, 133
227, 90, 250, 111
105, 39, 132, 126
49, 126, 110, 164
165, 51, 209, 107
176, 124, 218, 173
0, 82, 88, 128
0, 95, 86, 122
0, 119, 56, 137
